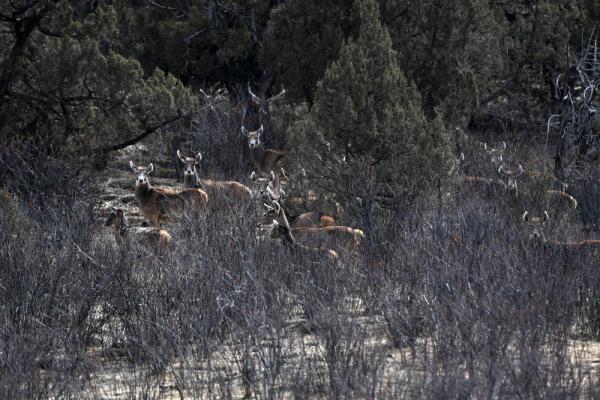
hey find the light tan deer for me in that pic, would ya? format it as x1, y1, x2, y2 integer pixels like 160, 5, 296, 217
177, 150, 252, 204
129, 161, 208, 227
104, 207, 173, 251
242, 124, 287, 180
484, 141, 506, 166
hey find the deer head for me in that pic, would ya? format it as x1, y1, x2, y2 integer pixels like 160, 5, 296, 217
484, 141, 507, 166
251, 170, 285, 201
242, 124, 264, 149
177, 150, 202, 188
129, 161, 154, 187
522, 211, 549, 240
498, 164, 523, 192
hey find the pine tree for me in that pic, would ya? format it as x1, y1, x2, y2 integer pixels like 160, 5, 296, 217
308, 0, 453, 196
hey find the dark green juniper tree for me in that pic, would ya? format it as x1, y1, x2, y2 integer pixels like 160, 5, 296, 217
288, 0, 452, 216
0, 1, 196, 160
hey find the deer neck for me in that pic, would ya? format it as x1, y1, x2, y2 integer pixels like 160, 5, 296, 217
183, 172, 199, 188
134, 182, 153, 204
250, 144, 266, 165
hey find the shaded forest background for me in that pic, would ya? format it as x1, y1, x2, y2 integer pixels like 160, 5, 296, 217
4, 0, 600, 398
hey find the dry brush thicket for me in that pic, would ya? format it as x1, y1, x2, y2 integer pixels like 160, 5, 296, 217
2, 90, 600, 399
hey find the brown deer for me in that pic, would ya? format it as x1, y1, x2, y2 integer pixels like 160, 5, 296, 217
263, 200, 362, 255
104, 207, 173, 251
522, 210, 600, 251
258, 170, 335, 228
129, 161, 208, 227
259, 200, 339, 261
177, 150, 252, 204
242, 124, 287, 180
484, 141, 506, 166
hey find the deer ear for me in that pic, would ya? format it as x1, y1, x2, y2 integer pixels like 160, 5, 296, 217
129, 161, 137, 172
241, 126, 249, 136
258, 124, 264, 135
147, 163, 154, 174
522, 211, 529, 222
195, 153, 202, 164
250, 171, 256, 181
177, 150, 186, 163
543, 211, 549, 223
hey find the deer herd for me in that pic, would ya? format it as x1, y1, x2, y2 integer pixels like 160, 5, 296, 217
467, 141, 600, 249
102, 125, 363, 260
102, 102, 595, 258
104, 132, 597, 257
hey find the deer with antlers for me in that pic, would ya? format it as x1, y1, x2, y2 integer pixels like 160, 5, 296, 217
256, 170, 335, 229
104, 207, 173, 251
262, 199, 363, 256
177, 150, 252, 205
258, 200, 339, 261
241, 80, 288, 180
129, 161, 208, 227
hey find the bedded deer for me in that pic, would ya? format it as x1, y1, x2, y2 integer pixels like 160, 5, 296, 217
257, 170, 335, 228
263, 200, 363, 255
104, 207, 173, 251
242, 124, 287, 180
177, 150, 252, 204
259, 200, 339, 260
251, 170, 285, 202
522, 210, 600, 250
129, 161, 208, 227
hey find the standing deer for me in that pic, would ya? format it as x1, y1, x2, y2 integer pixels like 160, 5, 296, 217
177, 150, 252, 204
129, 161, 208, 227
104, 207, 173, 251
242, 124, 287, 180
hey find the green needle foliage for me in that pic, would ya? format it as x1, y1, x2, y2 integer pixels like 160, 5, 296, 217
0, 1, 196, 158
308, 0, 453, 199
